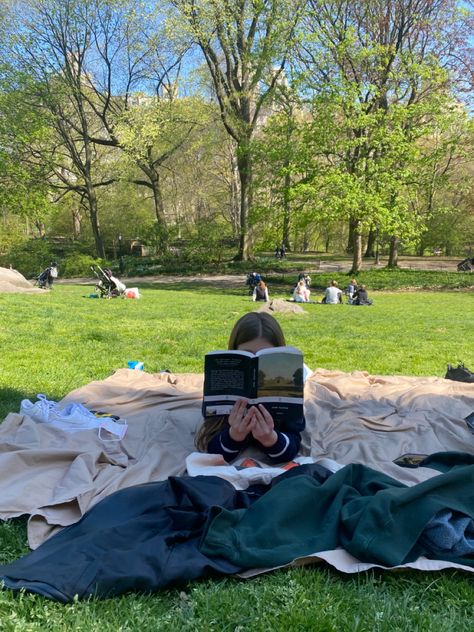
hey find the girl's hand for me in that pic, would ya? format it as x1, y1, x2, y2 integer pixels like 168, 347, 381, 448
250, 404, 278, 448
228, 399, 253, 442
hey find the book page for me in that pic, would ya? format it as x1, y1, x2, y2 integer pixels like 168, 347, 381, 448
203, 352, 256, 416
256, 351, 304, 400
255, 345, 302, 358
256, 350, 304, 427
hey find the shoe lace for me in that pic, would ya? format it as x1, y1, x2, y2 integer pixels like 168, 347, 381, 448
37, 394, 58, 410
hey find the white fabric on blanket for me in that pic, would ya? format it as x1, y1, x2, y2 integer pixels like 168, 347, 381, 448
237, 550, 474, 577
185, 452, 315, 489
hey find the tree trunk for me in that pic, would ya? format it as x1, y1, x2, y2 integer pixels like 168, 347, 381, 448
346, 218, 358, 253
281, 167, 291, 251
364, 228, 376, 258
87, 186, 105, 259
72, 208, 82, 239
387, 235, 399, 268
236, 144, 252, 261
230, 151, 240, 238
149, 171, 168, 251
416, 233, 427, 256
34, 220, 46, 238
350, 226, 363, 273
302, 232, 309, 252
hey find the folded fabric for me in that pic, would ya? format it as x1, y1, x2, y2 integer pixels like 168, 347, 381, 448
420, 509, 474, 557
201, 463, 474, 569
185, 452, 316, 489
0, 465, 332, 602
20, 395, 127, 439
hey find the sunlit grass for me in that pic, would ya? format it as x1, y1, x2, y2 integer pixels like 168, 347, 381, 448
0, 283, 473, 630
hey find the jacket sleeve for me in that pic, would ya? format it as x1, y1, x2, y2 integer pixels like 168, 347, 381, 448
258, 430, 302, 463
207, 428, 248, 462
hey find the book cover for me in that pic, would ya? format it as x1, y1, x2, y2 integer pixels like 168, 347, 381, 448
202, 346, 304, 426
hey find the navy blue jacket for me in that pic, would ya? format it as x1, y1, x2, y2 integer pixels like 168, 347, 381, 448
208, 426, 302, 463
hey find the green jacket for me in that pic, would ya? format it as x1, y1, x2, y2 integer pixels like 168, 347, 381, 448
201, 462, 474, 568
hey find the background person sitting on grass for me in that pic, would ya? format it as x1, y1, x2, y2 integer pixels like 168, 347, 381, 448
346, 278, 358, 304
353, 284, 373, 305
252, 280, 269, 302
323, 280, 342, 304
293, 279, 311, 303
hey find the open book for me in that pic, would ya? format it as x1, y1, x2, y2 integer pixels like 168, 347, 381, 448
202, 346, 304, 426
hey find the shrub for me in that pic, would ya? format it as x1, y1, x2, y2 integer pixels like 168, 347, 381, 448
0, 239, 56, 279
61, 253, 108, 277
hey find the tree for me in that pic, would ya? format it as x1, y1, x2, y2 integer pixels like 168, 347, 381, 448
60, 0, 190, 251
172, 0, 303, 260
410, 108, 474, 256
7, 0, 125, 257
7, 0, 190, 256
297, 0, 468, 271
115, 96, 212, 250
0, 80, 54, 238
251, 81, 305, 251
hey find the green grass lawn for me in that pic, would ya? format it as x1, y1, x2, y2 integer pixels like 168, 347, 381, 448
0, 283, 473, 631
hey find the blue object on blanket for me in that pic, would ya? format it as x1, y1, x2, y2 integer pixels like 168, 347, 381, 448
127, 361, 144, 370
420, 509, 474, 557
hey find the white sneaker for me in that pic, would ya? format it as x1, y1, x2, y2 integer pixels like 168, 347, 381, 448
49, 402, 102, 432
20, 394, 128, 439
50, 403, 128, 439
20, 394, 56, 423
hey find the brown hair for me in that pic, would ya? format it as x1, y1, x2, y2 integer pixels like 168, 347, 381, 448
228, 312, 285, 350
195, 313, 286, 452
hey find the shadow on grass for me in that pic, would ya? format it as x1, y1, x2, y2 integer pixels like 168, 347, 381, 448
0, 386, 63, 422
0, 387, 31, 422
0, 515, 29, 563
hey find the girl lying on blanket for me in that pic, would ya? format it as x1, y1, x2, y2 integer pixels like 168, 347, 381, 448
195, 313, 306, 464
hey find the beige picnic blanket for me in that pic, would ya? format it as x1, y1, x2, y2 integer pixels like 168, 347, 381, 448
0, 368, 473, 550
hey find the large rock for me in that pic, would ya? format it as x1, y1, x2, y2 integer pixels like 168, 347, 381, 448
0, 267, 42, 293
255, 298, 307, 315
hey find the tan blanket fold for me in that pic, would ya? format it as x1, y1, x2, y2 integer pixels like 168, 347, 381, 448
0, 367, 473, 549
0, 370, 204, 548
304, 369, 474, 485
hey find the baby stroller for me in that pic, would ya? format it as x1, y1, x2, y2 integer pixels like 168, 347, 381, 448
245, 272, 262, 295
457, 258, 474, 272
297, 272, 311, 288
36, 262, 58, 289
91, 265, 127, 298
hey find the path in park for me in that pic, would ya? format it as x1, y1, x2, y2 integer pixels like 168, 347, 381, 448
59, 274, 246, 288
58, 257, 463, 289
